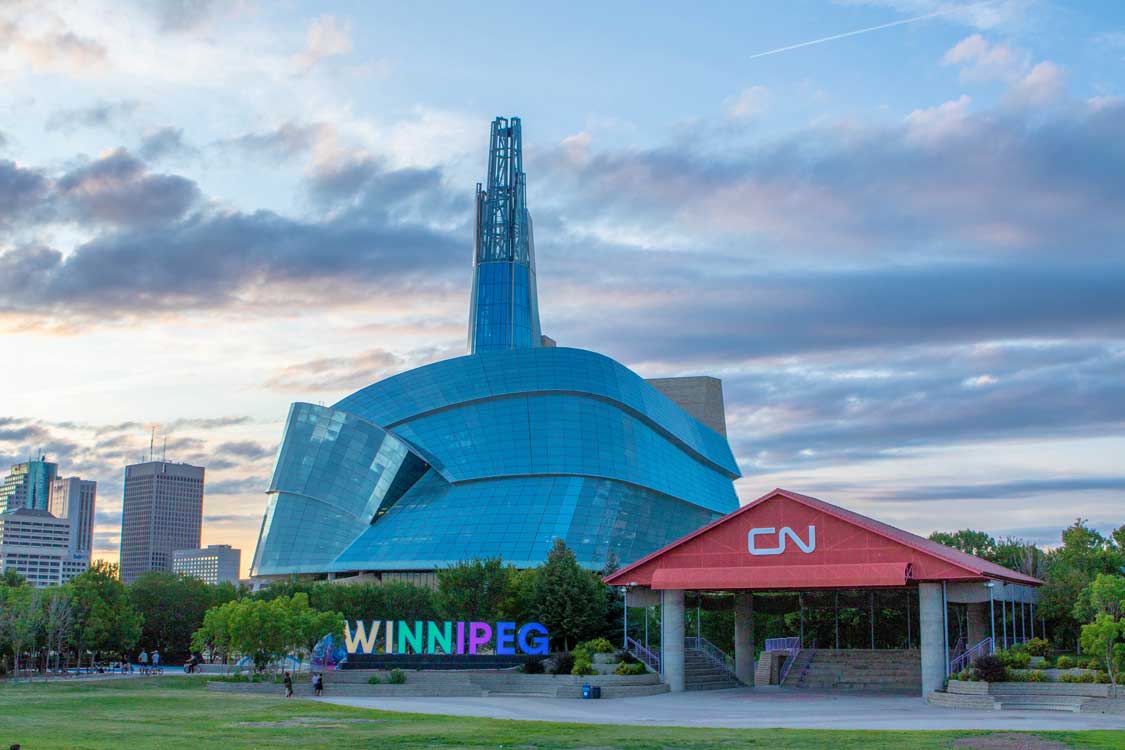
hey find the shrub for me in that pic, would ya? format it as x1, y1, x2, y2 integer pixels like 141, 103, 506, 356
1056, 655, 1075, 669
571, 658, 595, 676
367, 675, 381, 684
954, 668, 977, 682
521, 656, 545, 674
1083, 657, 1101, 670
1025, 638, 1051, 656
615, 662, 647, 676
1059, 672, 1097, 684
997, 648, 1030, 669
1095, 671, 1110, 684
573, 637, 617, 662
388, 668, 406, 684
974, 655, 1007, 683
619, 650, 639, 665
1025, 670, 1045, 682
551, 653, 575, 676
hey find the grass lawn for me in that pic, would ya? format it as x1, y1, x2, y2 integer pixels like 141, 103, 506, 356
0, 677, 1122, 750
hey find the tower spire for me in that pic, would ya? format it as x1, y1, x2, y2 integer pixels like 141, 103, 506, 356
467, 116, 542, 354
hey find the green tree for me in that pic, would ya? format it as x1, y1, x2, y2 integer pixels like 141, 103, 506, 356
1040, 520, 1125, 650
1074, 574, 1125, 623
435, 557, 514, 621
929, 530, 997, 559
129, 571, 214, 660
191, 600, 238, 663
43, 588, 74, 672
70, 561, 142, 667
534, 539, 604, 650
1, 568, 27, 588
1079, 614, 1124, 695
1, 586, 43, 676
287, 592, 344, 667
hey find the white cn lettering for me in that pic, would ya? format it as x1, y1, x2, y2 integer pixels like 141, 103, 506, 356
747, 526, 816, 556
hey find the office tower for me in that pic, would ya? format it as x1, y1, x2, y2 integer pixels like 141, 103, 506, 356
0, 507, 87, 587
119, 461, 205, 584
172, 544, 241, 585
0, 456, 59, 512
49, 477, 96, 560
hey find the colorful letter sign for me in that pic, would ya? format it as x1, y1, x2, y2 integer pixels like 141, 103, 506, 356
343, 620, 549, 656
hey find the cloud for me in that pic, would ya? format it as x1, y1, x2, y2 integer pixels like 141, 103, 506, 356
723, 85, 770, 121
0, 159, 50, 225
45, 100, 140, 132
137, 0, 217, 32
56, 148, 200, 226
217, 121, 329, 159
942, 34, 1029, 82
875, 477, 1125, 502
1006, 61, 1065, 107
0, 13, 108, 75
207, 477, 268, 495
292, 15, 353, 72
138, 127, 195, 160
212, 440, 275, 461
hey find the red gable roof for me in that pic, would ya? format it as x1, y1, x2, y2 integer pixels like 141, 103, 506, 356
605, 488, 1042, 590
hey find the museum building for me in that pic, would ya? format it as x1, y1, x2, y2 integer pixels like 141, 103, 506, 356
249, 117, 741, 583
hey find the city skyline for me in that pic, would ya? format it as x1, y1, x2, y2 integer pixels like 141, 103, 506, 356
2, 1, 1124, 578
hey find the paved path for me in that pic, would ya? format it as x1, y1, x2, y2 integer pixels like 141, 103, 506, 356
318, 688, 1125, 731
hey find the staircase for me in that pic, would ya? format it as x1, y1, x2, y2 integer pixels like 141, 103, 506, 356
781, 649, 921, 693
684, 646, 740, 691
930, 680, 1125, 713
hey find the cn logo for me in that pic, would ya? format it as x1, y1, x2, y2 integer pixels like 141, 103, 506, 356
748, 526, 816, 556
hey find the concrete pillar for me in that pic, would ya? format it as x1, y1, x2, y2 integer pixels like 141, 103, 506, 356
734, 591, 755, 686
661, 589, 686, 692
966, 602, 989, 647
919, 583, 946, 697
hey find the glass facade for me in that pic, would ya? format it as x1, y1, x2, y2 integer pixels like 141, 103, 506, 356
251, 347, 741, 577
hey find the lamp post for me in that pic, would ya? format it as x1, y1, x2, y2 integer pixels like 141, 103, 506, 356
985, 581, 996, 654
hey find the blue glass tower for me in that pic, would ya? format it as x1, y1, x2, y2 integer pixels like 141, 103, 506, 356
250, 117, 742, 580
468, 117, 541, 353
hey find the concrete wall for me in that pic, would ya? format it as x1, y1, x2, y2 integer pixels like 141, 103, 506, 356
661, 588, 685, 692
919, 582, 946, 697
645, 376, 728, 436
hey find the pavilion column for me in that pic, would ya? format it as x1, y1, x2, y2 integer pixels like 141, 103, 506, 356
661, 589, 686, 692
966, 602, 990, 647
734, 590, 755, 686
919, 582, 946, 697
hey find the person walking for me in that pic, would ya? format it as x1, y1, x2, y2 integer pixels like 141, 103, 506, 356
138, 649, 149, 675
283, 671, 293, 698
151, 649, 161, 673
313, 672, 323, 696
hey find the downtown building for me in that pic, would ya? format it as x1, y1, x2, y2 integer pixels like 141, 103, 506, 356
173, 544, 241, 585
119, 460, 205, 584
0, 459, 95, 587
250, 117, 741, 585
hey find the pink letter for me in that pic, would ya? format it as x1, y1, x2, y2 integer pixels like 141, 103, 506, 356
468, 622, 492, 654
456, 621, 465, 654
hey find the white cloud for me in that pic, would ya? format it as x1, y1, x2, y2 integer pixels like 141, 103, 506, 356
1006, 60, 1065, 107
942, 33, 1029, 82
293, 14, 353, 73
904, 94, 972, 143
723, 85, 770, 120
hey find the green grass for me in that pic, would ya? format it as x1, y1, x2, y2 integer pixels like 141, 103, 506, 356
0, 677, 1121, 750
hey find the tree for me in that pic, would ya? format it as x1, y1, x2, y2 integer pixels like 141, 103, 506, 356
1, 568, 27, 588
1039, 520, 1125, 650
287, 593, 344, 668
1, 587, 43, 676
43, 588, 74, 672
129, 571, 214, 660
435, 557, 514, 621
929, 530, 997, 559
192, 600, 238, 663
534, 539, 604, 651
70, 561, 142, 667
1079, 614, 1124, 696
1074, 574, 1125, 623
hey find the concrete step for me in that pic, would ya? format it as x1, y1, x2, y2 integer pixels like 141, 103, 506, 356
686, 680, 739, 691
997, 701, 1082, 713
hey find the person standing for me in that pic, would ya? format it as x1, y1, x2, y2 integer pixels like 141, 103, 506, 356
151, 649, 161, 673
313, 672, 323, 696
139, 649, 149, 675
283, 671, 293, 698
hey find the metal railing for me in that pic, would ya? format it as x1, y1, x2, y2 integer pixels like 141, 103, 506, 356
950, 636, 994, 674
685, 636, 736, 676
763, 637, 803, 685
625, 636, 660, 673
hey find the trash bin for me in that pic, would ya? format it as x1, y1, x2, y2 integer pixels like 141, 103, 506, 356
582, 683, 591, 699
591, 686, 601, 699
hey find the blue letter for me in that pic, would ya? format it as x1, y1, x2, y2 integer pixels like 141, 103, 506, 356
496, 622, 516, 655
517, 622, 548, 655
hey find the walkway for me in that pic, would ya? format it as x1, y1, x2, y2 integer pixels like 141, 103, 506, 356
318, 687, 1125, 731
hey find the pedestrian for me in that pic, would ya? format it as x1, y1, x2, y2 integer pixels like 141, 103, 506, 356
283, 671, 293, 698
139, 649, 149, 675
313, 672, 323, 696
151, 649, 160, 673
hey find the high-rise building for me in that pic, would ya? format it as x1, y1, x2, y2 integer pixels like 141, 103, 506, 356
172, 544, 241, 585
48, 477, 96, 559
0, 457, 59, 513
250, 117, 741, 584
0, 507, 88, 587
119, 461, 205, 584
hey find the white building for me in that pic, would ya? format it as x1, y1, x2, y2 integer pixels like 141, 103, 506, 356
0, 508, 89, 587
49, 477, 96, 560
173, 544, 240, 585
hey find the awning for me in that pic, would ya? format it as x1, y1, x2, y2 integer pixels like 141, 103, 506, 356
650, 562, 911, 590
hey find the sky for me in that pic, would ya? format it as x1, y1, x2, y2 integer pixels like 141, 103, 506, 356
1, 0, 1124, 578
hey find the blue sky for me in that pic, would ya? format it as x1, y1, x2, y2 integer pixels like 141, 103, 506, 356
1, 0, 1123, 574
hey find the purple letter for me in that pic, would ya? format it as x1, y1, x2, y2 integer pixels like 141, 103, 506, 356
468, 622, 492, 654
